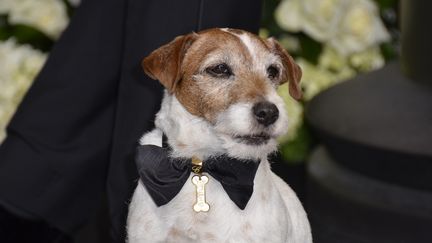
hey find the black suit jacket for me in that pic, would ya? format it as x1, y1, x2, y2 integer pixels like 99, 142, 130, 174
0, 0, 262, 242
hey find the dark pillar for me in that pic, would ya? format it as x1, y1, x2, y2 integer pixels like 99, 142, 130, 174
400, 1, 432, 85
305, 1, 432, 242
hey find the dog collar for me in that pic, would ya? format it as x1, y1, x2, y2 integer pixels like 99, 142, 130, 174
135, 143, 260, 210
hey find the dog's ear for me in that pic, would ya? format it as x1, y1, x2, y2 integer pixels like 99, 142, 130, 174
267, 37, 302, 100
142, 33, 197, 92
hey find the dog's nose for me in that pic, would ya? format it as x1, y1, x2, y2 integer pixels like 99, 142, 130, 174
252, 101, 279, 126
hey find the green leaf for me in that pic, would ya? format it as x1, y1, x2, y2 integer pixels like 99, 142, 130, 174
0, 15, 54, 52
298, 34, 322, 64
11, 25, 54, 52
375, 0, 398, 9
261, 0, 286, 37
279, 122, 314, 164
380, 42, 398, 61
62, 0, 76, 18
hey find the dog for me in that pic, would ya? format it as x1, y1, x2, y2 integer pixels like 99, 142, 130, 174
126, 28, 312, 243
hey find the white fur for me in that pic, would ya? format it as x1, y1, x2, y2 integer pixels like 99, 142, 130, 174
127, 29, 312, 243
127, 95, 312, 243
138, 128, 163, 146
153, 92, 224, 159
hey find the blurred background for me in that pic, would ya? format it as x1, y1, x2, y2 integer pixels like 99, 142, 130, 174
2, 0, 432, 243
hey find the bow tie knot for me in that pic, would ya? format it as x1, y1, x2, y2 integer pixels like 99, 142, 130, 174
135, 144, 260, 210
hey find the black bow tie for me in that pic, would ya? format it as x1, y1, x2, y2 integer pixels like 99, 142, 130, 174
135, 144, 260, 210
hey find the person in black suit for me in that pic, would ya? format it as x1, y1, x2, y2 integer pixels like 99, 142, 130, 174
0, 0, 263, 242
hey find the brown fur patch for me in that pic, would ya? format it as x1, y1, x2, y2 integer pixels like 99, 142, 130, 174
168, 227, 181, 238
142, 28, 295, 122
266, 37, 303, 100
229, 76, 269, 103
142, 34, 197, 92
176, 141, 187, 149
174, 29, 271, 122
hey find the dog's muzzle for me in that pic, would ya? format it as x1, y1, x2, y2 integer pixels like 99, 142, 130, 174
252, 101, 279, 126
234, 133, 271, 145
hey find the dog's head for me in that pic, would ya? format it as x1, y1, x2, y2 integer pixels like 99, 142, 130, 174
143, 28, 302, 158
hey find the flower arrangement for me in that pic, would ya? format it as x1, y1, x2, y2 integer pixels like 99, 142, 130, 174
262, 0, 399, 162
0, 0, 69, 38
0, 39, 46, 141
0, 0, 77, 142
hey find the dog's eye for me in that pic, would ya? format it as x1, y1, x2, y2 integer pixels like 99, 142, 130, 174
206, 63, 232, 78
267, 65, 280, 79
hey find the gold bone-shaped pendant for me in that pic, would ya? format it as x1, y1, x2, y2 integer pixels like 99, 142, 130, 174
192, 175, 210, 212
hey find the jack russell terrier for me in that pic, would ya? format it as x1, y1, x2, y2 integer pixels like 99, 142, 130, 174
127, 28, 312, 243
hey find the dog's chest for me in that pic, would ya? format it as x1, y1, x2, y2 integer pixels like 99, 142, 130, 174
127, 161, 290, 242
165, 176, 288, 242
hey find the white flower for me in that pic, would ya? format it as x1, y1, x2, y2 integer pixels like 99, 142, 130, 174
0, 1, 12, 14
349, 46, 385, 72
276, 0, 346, 41
275, 0, 303, 33
318, 46, 348, 71
0, 102, 15, 143
331, 0, 390, 55
298, 56, 355, 101
275, 0, 390, 55
1, 0, 69, 39
0, 39, 47, 143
